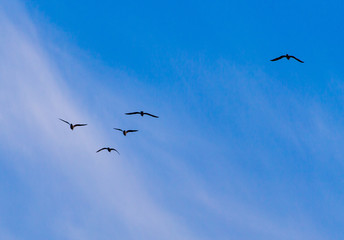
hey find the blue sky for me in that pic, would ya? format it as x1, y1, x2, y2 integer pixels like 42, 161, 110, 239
1, 0, 344, 239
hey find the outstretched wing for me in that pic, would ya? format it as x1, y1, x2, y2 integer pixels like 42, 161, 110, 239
110, 148, 120, 155
125, 112, 140, 115
113, 128, 123, 132
290, 56, 304, 63
126, 130, 138, 133
74, 124, 87, 127
59, 118, 70, 125
144, 112, 159, 118
270, 55, 286, 61
96, 148, 107, 153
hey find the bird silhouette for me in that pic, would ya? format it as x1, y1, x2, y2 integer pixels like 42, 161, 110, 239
113, 128, 138, 136
96, 147, 120, 154
59, 118, 87, 130
270, 54, 304, 63
125, 111, 159, 118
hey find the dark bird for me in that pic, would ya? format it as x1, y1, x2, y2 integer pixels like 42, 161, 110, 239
270, 54, 304, 63
125, 111, 159, 118
59, 118, 87, 130
96, 147, 120, 154
113, 128, 138, 136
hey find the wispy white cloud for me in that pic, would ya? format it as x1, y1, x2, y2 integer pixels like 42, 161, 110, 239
0, 2, 201, 239
0, 1, 343, 240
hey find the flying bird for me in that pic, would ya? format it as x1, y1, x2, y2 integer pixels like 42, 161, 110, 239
96, 147, 120, 154
113, 128, 138, 136
125, 111, 159, 118
270, 54, 304, 63
59, 118, 87, 130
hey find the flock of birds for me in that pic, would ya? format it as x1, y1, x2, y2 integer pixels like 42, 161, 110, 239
58, 53, 302, 157
59, 111, 159, 156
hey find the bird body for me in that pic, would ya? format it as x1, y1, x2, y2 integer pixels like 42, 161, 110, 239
114, 128, 138, 136
59, 118, 87, 130
270, 54, 304, 63
96, 147, 120, 154
125, 111, 159, 118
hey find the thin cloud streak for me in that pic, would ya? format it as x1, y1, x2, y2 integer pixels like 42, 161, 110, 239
160, 57, 343, 239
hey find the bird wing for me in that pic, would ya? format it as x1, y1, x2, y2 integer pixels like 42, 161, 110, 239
74, 124, 87, 127
126, 130, 138, 133
96, 148, 107, 153
114, 128, 123, 132
270, 55, 285, 61
110, 148, 120, 154
125, 112, 140, 115
290, 56, 304, 63
144, 112, 159, 118
59, 118, 70, 125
